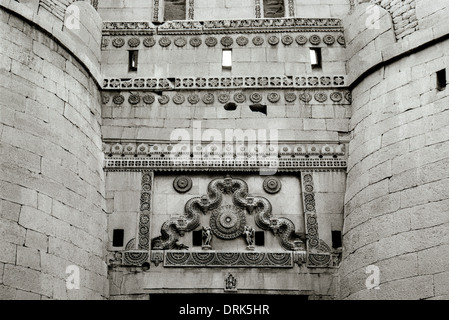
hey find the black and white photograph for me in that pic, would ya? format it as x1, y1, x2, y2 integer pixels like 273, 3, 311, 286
0, 0, 448, 309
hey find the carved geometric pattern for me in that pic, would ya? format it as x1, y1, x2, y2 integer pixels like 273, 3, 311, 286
152, 176, 304, 251
255, 0, 262, 18
123, 251, 149, 266
188, 0, 195, 20
138, 171, 153, 250
103, 142, 347, 171
210, 205, 247, 239
101, 33, 345, 48
103, 76, 347, 90
163, 251, 295, 267
300, 172, 332, 267
288, 0, 295, 17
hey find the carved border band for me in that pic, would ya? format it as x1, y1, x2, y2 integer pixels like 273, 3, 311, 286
103, 76, 347, 90
103, 18, 343, 36
159, 251, 296, 267
300, 172, 332, 267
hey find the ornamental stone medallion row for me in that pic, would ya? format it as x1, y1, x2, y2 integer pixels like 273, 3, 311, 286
103, 75, 346, 90
102, 89, 352, 106
101, 33, 345, 50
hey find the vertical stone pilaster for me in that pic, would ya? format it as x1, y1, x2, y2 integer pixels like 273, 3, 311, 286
300, 172, 331, 267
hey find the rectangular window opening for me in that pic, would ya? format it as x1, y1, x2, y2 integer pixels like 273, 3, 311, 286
331, 230, 342, 249
263, 0, 285, 18
436, 69, 446, 91
222, 49, 232, 69
255, 231, 265, 246
129, 50, 138, 72
192, 230, 202, 246
112, 229, 124, 247
310, 48, 322, 69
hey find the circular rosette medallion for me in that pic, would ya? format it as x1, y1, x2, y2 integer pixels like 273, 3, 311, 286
210, 205, 247, 239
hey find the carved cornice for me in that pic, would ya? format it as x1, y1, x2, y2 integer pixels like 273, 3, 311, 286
159, 250, 297, 267
103, 142, 347, 171
102, 75, 348, 91
102, 18, 343, 36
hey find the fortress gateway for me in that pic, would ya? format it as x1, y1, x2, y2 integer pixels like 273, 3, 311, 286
0, 0, 448, 300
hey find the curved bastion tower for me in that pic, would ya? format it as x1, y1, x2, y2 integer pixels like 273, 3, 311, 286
0, 0, 448, 300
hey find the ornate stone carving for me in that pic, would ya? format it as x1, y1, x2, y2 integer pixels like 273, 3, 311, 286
151, 176, 305, 251
202, 226, 212, 248
267, 92, 280, 103
337, 34, 345, 46
128, 94, 140, 105
314, 92, 328, 103
173, 93, 185, 105
210, 205, 247, 240
250, 92, 263, 103
102, 95, 110, 104
288, 0, 295, 16
128, 37, 140, 47
205, 36, 218, 47
173, 176, 193, 193
153, 0, 160, 21
221, 36, 234, 47
252, 36, 264, 46
159, 36, 172, 47
188, 0, 195, 20
344, 91, 352, 102
255, 0, 262, 18
162, 251, 295, 268
174, 37, 187, 47
263, 177, 282, 194
202, 93, 215, 104
218, 93, 230, 104
284, 92, 297, 103
281, 35, 294, 45
236, 36, 249, 46
104, 142, 347, 171
112, 95, 125, 105
101, 38, 109, 49
143, 94, 155, 104
233, 92, 246, 103
188, 93, 200, 104
301, 173, 332, 267
158, 95, 170, 105
104, 75, 348, 90
309, 34, 321, 45
298, 92, 312, 103
323, 34, 335, 45
330, 92, 343, 102
243, 225, 255, 250
189, 36, 202, 47
150, 250, 164, 266
295, 34, 307, 45
143, 37, 156, 47
123, 251, 149, 266
112, 37, 125, 47
267, 35, 279, 45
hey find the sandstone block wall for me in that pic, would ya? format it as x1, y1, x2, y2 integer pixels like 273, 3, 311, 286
0, 2, 108, 299
340, 3, 449, 299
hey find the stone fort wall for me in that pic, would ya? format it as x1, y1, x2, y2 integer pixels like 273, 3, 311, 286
340, 2, 449, 299
0, 1, 108, 299
0, 0, 448, 300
